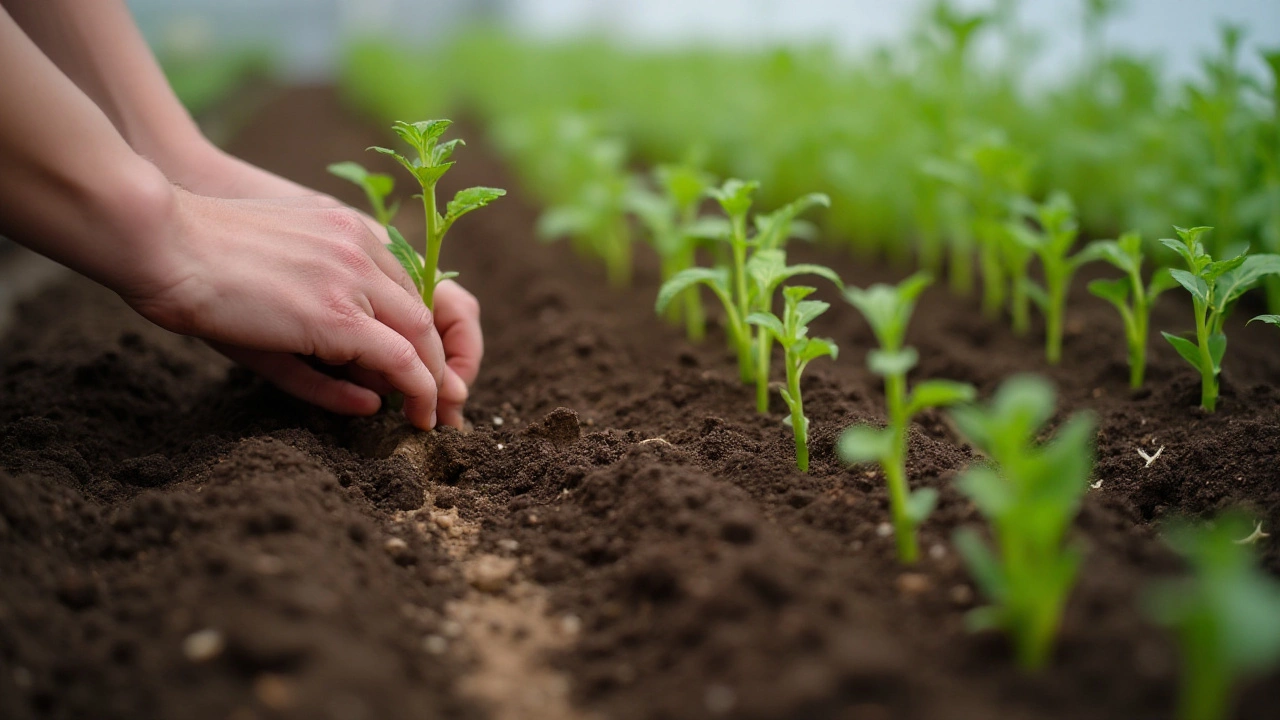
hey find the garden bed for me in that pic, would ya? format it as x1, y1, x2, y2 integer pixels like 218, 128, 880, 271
2, 86, 1278, 720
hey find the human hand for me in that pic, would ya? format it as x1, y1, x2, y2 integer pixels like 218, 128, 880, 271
121, 188, 469, 430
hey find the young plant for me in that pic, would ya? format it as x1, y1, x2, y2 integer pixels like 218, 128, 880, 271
949, 375, 1095, 670
1160, 226, 1280, 411
336, 119, 504, 309
1007, 191, 1094, 363
747, 286, 839, 471
838, 273, 976, 564
744, 249, 841, 413
629, 163, 719, 341
1144, 515, 1280, 720
538, 138, 633, 288
1085, 231, 1178, 388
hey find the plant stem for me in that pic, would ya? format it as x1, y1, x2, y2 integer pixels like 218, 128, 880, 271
884, 371, 918, 563
1178, 644, 1228, 720
1194, 301, 1217, 412
1011, 275, 1030, 336
787, 354, 808, 472
730, 217, 754, 383
422, 183, 441, 309
756, 330, 772, 413
1130, 284, 1147, 389
979, 237, 1006, 320
1045, 272, 1065, 364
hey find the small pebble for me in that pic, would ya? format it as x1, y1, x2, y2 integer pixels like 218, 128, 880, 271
433, 513, 456, 530
492, 416, 504, 426
560, 614, 582, 636
497, 538, 520, 552
253, 674, 296, 710
422, 635, 448, 655
384, 537, 409, 553
928, 543, 947, 561
182, 628, 225, 663
467, 554, 518, 593
876, 522, 893, 538
496, 443, 505, 450
949, 584, 974, 606
896, 573, 931, 596
704, 684, 737, 715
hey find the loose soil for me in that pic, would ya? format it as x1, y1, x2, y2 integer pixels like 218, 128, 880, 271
2, 86, 1278, 720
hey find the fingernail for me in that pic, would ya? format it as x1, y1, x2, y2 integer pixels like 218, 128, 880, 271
429, 411, 437, 429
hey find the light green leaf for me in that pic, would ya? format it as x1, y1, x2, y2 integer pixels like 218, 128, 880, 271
1208, 333, 1227, 372
1169, 269, 1208, 304
1249, 314, 1280, 327
1162, 331, 1205, 372
905, 487, 938, 525
385, 225, 427, 296
657, 267, 730, 314
1159, 237, 1199, 269
707, 178, 759, 219
793, 299, 831, 329
1087, 277, 1131, 308
837, 424, 893, 464
953, 527, 1006, 601
907, 380, 977, 415
797, 337, 839, 363
446, 186, 505, 224
956, 467, 1012, 518
1147, 268, 1180, 300
745, 312, 786, 343
867, 347, 919, 376
1214, 254, 1280, 307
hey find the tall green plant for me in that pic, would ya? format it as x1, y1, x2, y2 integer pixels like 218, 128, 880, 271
839, 273, 976, 564
950, 375, 1095, 670
1008, 192, 1095, 363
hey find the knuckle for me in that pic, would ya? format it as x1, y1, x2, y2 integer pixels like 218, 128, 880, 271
321, 207, 367, 238
387, 340, 423, 376
406, 301, 436, 337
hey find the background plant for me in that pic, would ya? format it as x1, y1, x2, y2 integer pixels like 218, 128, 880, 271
1007, 191, 1093, 363
838, 272, 976, 564
747, 286, 839, 472
949, 374, 1095, 670
1085, 230, 1178, 388
1144, 514, 1280, 720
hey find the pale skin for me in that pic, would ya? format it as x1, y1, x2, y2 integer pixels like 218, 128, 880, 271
0, 0, 482, 430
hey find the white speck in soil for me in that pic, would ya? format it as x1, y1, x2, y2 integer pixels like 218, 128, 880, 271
560, 614, 582, 636
928, 543, 946, 560
181, 628, 224, 663
384, 537, 409, 553
704, 684, 737, 715
497, 538, 519, 552
423, 635, 448, 655
492, 416, 504, 426
876, 522, 893, 538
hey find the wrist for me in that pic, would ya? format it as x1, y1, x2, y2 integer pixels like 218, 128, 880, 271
91, 154, 182, 298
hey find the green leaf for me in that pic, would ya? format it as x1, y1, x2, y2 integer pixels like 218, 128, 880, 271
1162, 332, 1205, 372
1208, 333, 1227, 372
1022, 277, 1049, 311
446, 186, 505, 224
793, 299, 831, 329
956, 466, 1012, 518
436, 270, 460, 282
431, 138, 464, 165
1159, 237, 1199, 269
707, 178, 759, 219
797, 337, 839, 363
536, 206, 590, 240
907, 380, 977, 415
745, 312, 786, 343
685, 216, 731, 240
754, 192, 830, 249
1213, 254, 1280, 307
1087, 277, 1131, 308
1169, 269, 1209, 304
1248, 314, 1280, 327
867, 347, 919, 376
838, 424, 893, 464
385, 225, 427, 296
413, 162, 453, 188
905, 488, 938, 525
657, 267, 730, 314
953, 527, 1006, 601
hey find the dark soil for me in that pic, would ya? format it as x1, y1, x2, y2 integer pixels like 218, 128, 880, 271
2, 86, 1278, 720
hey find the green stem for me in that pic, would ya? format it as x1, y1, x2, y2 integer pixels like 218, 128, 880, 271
979, 240, 1006, 320
1178, 644, 1229, 720
730, 219, 754, 384
659, 254, 683, 325
787, 354, 808, 472
1045, 271, 1065, 364
756, 330, 772, 413
1130, 288, 1148, 389
1194, 301, 1217, 412
1011, 274, 1030, 336
884, 371, 917, 564
949, 239, 973, 296
422, 183, 441, 309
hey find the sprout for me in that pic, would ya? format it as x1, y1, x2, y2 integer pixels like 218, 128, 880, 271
1084, 230, 1179, 388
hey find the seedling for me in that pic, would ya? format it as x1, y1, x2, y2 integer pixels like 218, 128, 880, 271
839, 273, 976, 563
538, 138, 633, 288
1007, 192, 1094, 363
332, 120, 504, 310
949, 375, 1095, 670
747, 286, 839, 471
1084, 230, 1178, 388
629, 162, 719, 341
1160, 226, 1280, 411
1144, 515, 1280, 720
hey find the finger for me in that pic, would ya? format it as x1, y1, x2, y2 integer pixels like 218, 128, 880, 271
435, 369, 469, 429
433, 280, 484, 386
335, 317, 439, 430
345, 365, 396, 395
214, 344, 381, 416
346, 216, 419, 298
365, 274, 449, 396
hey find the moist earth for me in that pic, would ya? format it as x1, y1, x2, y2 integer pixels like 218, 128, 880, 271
2, 86, 1278, 720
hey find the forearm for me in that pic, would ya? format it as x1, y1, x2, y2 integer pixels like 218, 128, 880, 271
0, 6, 174, 296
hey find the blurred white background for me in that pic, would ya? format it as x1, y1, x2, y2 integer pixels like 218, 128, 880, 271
127, 0, 1280, 84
